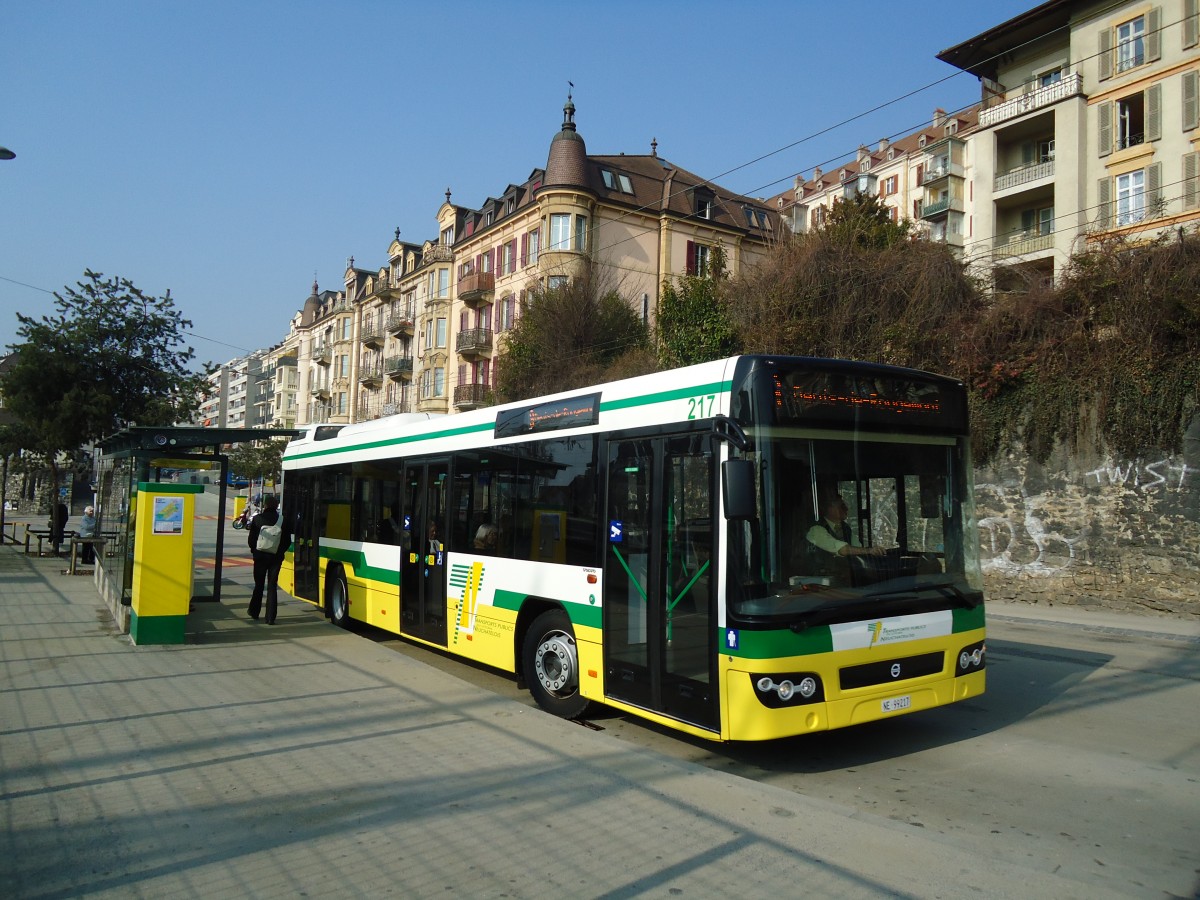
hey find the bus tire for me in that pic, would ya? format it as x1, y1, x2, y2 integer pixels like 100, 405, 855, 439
522, 609, 588, 720
327, 570, 350, 629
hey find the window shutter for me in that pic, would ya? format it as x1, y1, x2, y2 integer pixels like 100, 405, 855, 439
1147, 7, 1162, 62
520, 233, 527, 266
1147, 83, 1162, 141
916, 163, 924, 185
1098, 29, 1113, 81
510, 239, 517, 272
1184, 152, 1200, 209
1147, 162, 1162, 213
1098, 102, 1113, 157
685, 240, 696, 275
1186, 0, 1200, 49
1097, 177, 1112, 228
1184, 71, 1199, 132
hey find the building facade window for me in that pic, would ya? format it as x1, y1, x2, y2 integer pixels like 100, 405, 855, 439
1021, 206, 1054, 236
436, 317, 447, 348
1117, 93, 1145, 149
574, 215, 588, 251
527, 229, 540, 266
1117, 16, 1145, 73
549, 214, 571, 250
1116, 170, 1146, 225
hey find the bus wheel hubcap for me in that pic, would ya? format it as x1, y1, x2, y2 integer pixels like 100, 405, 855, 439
534, 631, 576, 695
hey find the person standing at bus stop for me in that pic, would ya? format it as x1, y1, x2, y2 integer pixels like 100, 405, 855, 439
247, 495, 291, 625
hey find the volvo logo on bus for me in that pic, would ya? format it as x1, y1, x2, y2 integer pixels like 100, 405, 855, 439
891, 663, 902, 679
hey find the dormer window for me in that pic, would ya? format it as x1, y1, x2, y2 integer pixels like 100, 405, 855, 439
600, 169, 634, 193
918, 135, 927, 148
484, 210, 493, 226
440, 225, 455, 247
506, 197, 515, 214
693, 187, 714, 219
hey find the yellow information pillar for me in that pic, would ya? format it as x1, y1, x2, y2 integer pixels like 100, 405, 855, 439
130, 482, 203, 645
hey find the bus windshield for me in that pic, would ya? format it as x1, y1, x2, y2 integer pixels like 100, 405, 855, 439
727, 429, 982, 627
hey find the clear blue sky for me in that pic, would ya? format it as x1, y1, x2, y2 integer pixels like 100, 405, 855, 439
1, 0, 1037, 366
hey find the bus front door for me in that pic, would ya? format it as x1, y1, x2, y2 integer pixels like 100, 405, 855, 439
603, 433, 717, 731
400, 460, 448, 646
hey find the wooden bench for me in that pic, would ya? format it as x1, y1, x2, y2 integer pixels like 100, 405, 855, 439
68, 537, 107, 575
24, 527, 76, 557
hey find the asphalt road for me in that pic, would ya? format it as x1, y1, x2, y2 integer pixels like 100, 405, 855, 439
198, 488, 1200, 898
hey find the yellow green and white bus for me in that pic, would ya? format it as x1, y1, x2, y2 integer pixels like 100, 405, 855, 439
280, 355, 985, 741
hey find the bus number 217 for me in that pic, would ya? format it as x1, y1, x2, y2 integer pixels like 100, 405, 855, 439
687, 394, 716, 419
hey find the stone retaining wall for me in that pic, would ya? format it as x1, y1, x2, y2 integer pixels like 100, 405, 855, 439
976, 439, 1200, 619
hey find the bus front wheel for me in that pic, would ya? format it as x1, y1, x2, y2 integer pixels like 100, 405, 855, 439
523, 609, 588, 720
327, 571, 350, 628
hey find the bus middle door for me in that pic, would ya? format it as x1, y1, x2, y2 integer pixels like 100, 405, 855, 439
400, 460, 449, 646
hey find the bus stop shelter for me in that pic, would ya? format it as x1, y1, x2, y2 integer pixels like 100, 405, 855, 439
93, 426, 300, 618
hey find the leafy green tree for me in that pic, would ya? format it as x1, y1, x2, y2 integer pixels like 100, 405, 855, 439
0, 270, 208, 510
823, 189, 911, 249
656, 243, 740, 369
227, 439, 287, 488
496, 263, 653, 401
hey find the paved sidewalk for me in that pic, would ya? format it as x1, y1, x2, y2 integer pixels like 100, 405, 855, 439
0, 539, 1167, 899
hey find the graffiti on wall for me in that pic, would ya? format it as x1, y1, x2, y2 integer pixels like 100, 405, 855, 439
1084, 459, 1193, 492
976, 482, 1087, 575
975, 456, 1197, 577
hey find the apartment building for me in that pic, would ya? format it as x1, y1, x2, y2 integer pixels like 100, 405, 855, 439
938, 0, 1200, 286
291, 98, 780, 426
774, 107, 980, 255
196, 350, 271, 429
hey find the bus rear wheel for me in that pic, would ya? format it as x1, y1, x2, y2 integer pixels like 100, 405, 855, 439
327, 571, 350, 628
523, 609, 588, 720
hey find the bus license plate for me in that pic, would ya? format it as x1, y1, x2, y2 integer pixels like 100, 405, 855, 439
882, 695, 911, 712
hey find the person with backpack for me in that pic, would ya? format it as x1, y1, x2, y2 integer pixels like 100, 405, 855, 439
247, 494, 291, 624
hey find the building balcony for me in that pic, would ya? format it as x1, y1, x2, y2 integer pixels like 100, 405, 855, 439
384, 356, 413, 380
453, 382, 492, 410
458, 272, 495, 309
994, 160, 1055, 193
382, 400, 411, 416
386, 305, 415, 335
314, 346, 332, 365
425, 293, 450, 310
373, 278, 400, 300
356, 401, 383, 421
360, 322, 384, 349
417, 395, 448, 414
919, 196, 963, 219
992, 230, 1055, 257
980, 72, 1084, 129
358, 364, 383, 387
456, 327, 493, 357
311, 385, 330, 400
920, 161, 964, 185
423, 244, 454, 264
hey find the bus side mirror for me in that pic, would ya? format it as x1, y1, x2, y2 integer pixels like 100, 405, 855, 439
722, 459, 756, 520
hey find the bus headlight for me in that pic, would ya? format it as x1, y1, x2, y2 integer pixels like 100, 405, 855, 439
751, 672, 824, 708
956, 641, 986, 676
